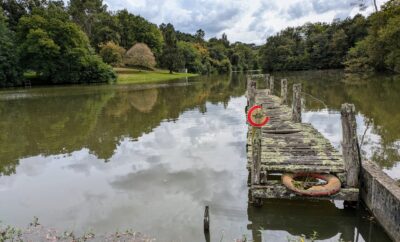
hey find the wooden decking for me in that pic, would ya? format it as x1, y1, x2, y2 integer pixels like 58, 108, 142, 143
246, 77, 359, 202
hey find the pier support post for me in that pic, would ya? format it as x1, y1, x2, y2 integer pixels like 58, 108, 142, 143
251, 126, 262, 185
264, 74, 270, 87
269, 76, 274, 94
292, 83, 302, 123
249, 79, 256, 107
204, 206, 210, 232
281, 79, 288, 105
341, 103, 360, 188
246, 76, 252, 92
251, 123, 263, 206
247, 78, 256, 109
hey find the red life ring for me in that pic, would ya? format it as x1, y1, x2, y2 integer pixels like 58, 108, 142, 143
282, 173, 341, 197
247, 105, 270, 127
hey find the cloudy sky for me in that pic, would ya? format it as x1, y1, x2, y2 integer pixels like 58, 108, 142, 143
104, 0, 387, 44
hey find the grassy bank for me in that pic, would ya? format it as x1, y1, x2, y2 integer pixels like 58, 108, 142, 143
115, 68, 198, 84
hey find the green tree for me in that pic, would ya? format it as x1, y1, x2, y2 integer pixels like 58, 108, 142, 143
0, 0, 54, 30
195, 29, 205, 42
91, 12, 120, 49
99, 41, 125, 66
68, 0, 106, 39
230, 42, 258, 71
116, 9, 163, 54
259, 15, 370, 72
345, 0, 400, 73
177, 41, 205, 73
0, 7, 21, 86
17, 3, 115, 84
221, 33, 229, 48
160, 23, 183, 73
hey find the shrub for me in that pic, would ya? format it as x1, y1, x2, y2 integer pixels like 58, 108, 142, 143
124, 43, 156, 69
99, 41, 126, 67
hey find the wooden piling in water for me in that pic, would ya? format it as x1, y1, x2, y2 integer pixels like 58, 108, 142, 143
281, 79, 288, 105
249, 80, 256, 108
251, 127, 262, 185
204, 206, 210, 232
264, 74, 270, 86
269, 76, 274, 94
292, 83, 302, 123
341, 103, 360, 188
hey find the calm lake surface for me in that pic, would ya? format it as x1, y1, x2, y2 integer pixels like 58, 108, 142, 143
0, 70, 397, 241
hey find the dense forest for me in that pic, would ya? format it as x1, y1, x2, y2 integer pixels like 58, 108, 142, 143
260, 0, 400, 73
0, 0, 259, 87
0, 0, 399, 87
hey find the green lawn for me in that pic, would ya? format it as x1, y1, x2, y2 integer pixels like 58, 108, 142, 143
115, 68, 198, 84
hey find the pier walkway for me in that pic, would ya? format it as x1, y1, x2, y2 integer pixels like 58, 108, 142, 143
246, 75, 359, 202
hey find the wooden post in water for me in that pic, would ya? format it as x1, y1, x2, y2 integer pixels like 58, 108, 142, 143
251, 126, 262, 186
292, 83, 302, 123
251, 79, 257, 106
204, 206, 210, 232
281, 79, 288, 105
251, 120, 262, 206
269, 76, 274, 94
341, 103, 360, 188
264, 74, 270, 87
247, 77, 256, 108
251, 100, 263, 186
246, 75, 252, 92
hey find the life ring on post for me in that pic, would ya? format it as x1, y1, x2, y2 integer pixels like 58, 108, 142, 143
282, 173, 341, 197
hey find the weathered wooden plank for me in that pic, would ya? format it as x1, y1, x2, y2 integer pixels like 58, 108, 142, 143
260, 164, 346, 173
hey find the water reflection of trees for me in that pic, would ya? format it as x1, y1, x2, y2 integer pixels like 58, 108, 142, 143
0, 74, 246, 175
273, 70, 400, 169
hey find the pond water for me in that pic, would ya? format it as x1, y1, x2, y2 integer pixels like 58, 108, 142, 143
0, 71, 397, 242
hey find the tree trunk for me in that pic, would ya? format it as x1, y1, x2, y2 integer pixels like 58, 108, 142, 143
373, 0, 378, 12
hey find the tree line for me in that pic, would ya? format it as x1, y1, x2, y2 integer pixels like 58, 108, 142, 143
0, 0, 259, 87
260, 0, 400, 74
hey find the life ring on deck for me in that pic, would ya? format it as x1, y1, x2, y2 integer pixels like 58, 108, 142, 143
281, 173, 341, 197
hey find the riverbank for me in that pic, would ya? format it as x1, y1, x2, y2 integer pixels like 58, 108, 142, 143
115, 68, 198, 84
0, 220, 154, 242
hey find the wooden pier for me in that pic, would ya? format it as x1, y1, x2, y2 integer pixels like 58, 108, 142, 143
246, 75, 359, 203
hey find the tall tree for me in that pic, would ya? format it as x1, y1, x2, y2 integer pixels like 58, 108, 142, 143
195, 29, 205, 42
0, 0, 54, 30
0, 6, 21, 86
160, 23, 182, 73
116, 9, 162, 54
221, 33, 229, 48
68, 0, 107, 39
91, 11, 120, 49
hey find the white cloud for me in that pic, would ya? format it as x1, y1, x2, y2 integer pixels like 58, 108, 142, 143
103, 0, 389, 44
